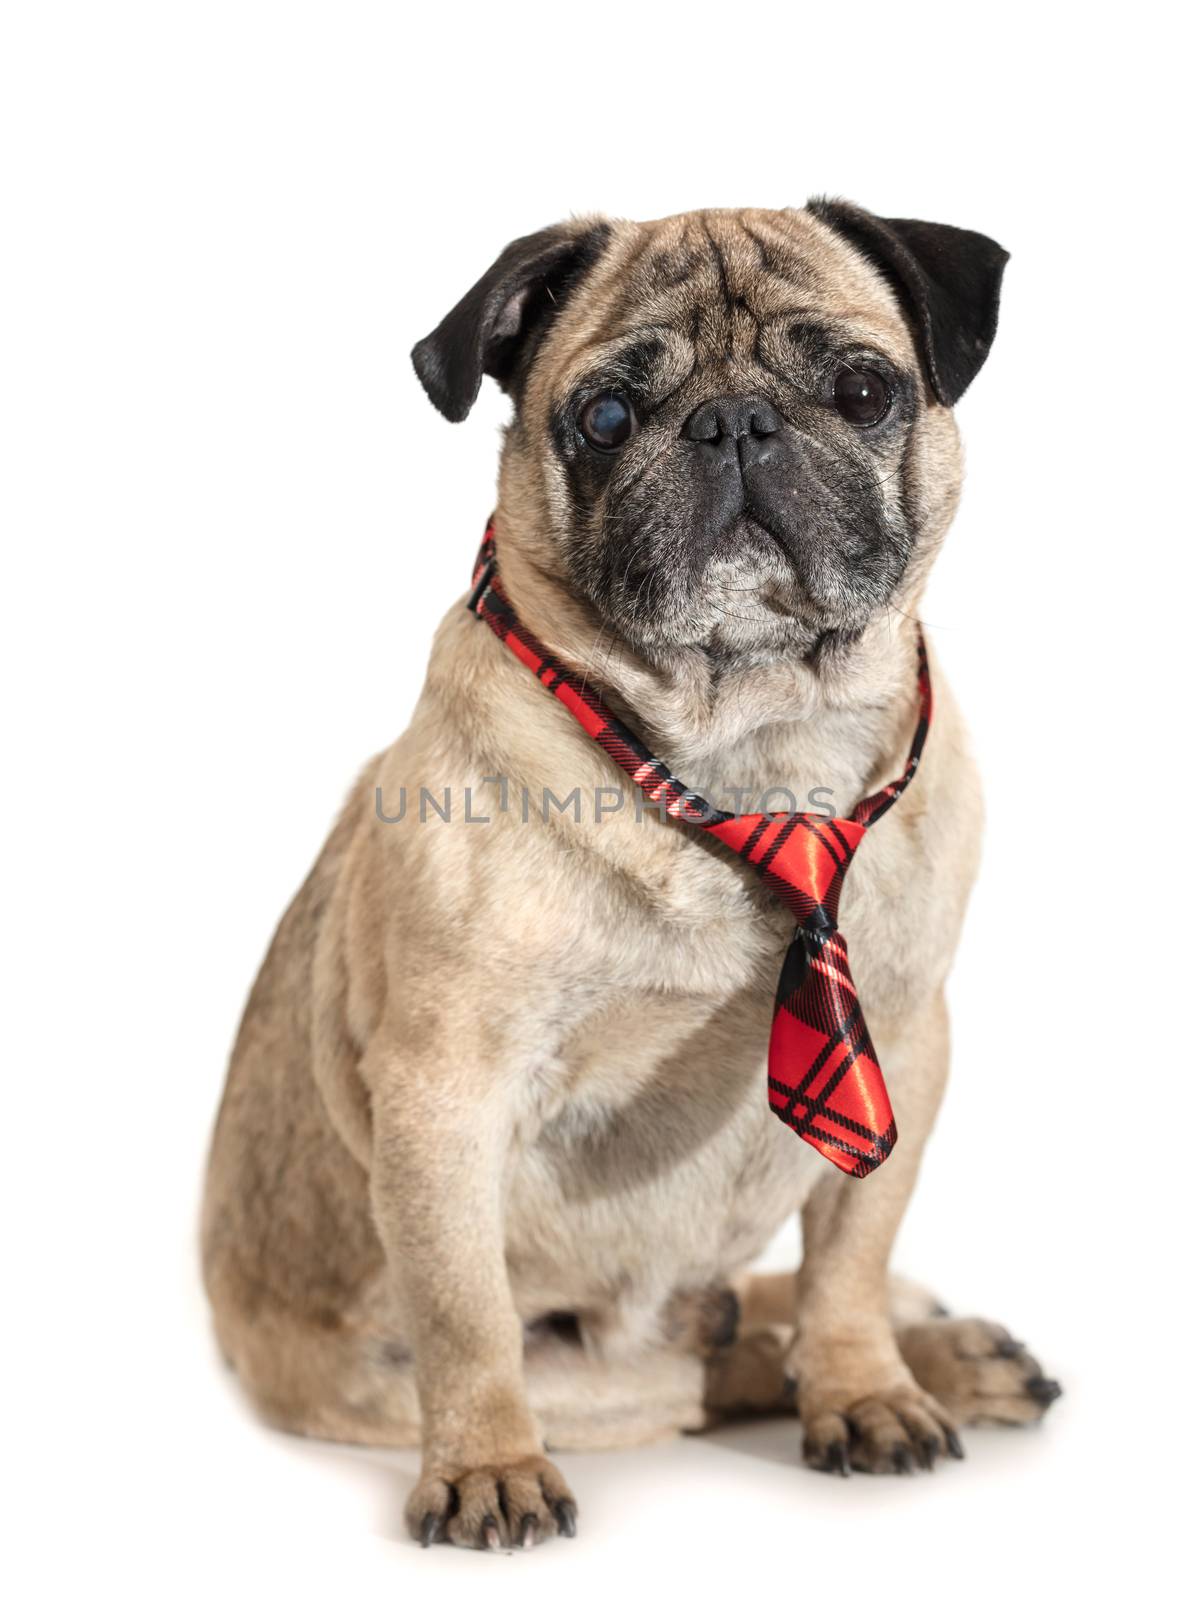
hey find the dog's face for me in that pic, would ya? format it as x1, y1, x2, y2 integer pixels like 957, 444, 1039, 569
414, 204, 1007, 659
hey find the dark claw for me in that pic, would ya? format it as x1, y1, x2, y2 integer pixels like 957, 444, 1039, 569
995, 1337, 1025, 1359
932, 1300, 952, 1318
821, 1438, 851, 1477
891, 1444, 915, 1475
519, 1513, 538, 1550
944, 1426, 965, 1460
1026, 1375, 1063, 1407
419, 1511, 441, 1548
917, 1434, 940, 1470
481, 1515, 502, 1551
553, 1499, 577, 1538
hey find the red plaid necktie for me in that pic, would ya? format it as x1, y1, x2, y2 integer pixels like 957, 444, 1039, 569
468, 525, 931, 1178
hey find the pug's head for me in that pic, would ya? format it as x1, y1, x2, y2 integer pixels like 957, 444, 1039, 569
412, 204, 1007, 660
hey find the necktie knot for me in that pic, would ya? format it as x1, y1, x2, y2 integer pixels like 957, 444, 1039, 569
706, 812, 866, 932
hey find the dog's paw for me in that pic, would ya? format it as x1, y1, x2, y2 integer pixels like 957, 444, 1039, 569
897, 1316, 1063, 1427
801, 1383, 962, 1476
406, 1454, 577, 1551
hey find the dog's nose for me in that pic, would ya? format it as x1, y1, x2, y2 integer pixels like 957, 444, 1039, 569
683, 395, 783, 444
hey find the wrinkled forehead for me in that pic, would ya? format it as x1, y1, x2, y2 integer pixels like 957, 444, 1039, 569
544, 208, 916, 382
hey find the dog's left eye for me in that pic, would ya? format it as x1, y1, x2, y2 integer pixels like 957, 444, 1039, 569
579, 393, 635, 452
833, 368, 892, 427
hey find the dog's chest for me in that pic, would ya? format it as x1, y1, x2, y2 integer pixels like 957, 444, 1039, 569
505, 987, 825, 1331
492, 700, 944, 1328
499, 793, 938, 1326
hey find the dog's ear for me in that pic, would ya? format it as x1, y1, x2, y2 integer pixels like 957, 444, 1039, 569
411, 220, 612, 422
807, 198, 1009, 406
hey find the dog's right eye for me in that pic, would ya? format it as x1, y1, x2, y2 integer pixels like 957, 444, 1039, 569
579, 393, 635, 452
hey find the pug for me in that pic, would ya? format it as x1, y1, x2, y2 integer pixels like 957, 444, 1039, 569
202, 201, 1061, 1552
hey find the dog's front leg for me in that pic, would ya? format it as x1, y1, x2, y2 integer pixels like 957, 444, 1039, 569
786, 990, 961, 1475
366, 1040, 576, 1550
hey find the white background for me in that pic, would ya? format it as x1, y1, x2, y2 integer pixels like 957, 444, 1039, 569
3, 3, 1198, 1595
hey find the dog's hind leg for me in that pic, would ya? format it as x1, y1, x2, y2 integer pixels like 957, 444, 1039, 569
893, 1315, 1063, 1427
729, 1269, 1061, 1428
220, 1280, 1050, 1455
525, 1324, 708, 1450
213, 1300, 712, 1453
887, 1277, 1063, 1428
698, 1273, 796, 1420
698, 1271, 928, 1420
212, 1300, 425, 1447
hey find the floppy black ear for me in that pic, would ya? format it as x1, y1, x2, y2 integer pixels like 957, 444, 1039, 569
411, 220, 612, 422
807, 198, 1009, 406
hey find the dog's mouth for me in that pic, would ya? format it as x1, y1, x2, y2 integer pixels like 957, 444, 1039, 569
579, 503, 901, 660
706, 507, 907, 640
718, 510, 786, 562
706, 515, 834, 625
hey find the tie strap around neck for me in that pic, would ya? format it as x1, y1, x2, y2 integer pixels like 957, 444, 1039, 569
468, 523, 931, 840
